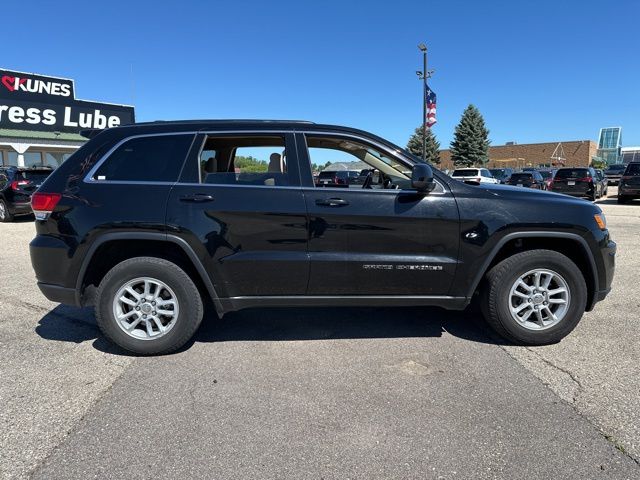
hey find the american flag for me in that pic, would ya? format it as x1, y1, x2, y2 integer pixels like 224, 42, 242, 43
425, 85, 437, 128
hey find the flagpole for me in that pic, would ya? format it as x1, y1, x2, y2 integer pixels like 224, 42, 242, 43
418, 43, 428, 163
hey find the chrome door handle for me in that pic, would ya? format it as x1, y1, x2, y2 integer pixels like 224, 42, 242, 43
315, 198, 349, 207
180, 193, 215, 203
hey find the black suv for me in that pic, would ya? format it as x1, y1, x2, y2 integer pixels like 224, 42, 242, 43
549, 167, 600, 200
29, 120, 616, 355
618, 162, 640, 203
507, 171, 545, 190
0, 166, 53, 222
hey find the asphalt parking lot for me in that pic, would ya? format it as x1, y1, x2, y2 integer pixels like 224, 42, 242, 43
1, 188, 639, 479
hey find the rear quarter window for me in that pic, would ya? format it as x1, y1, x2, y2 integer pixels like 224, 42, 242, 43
93, 134, 194, 182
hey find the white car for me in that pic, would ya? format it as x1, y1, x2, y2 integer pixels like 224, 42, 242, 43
451, 168, 499, 184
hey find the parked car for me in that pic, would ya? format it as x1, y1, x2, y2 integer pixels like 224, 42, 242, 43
618, 162, 640, 204
451, 168, 499, 184
594, 169, 608, 198
604, 164, 627, 186
489, 168, 513, 184
537, 169, 556, 190
548, 167, 599, 201
0, 166, 53, 222
316, 170, 359, 187
507, 171, 546, 190
30, 120, 615, 354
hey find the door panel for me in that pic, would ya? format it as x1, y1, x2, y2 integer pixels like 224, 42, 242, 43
167, 186, 308, 297
303, 188, 460, 295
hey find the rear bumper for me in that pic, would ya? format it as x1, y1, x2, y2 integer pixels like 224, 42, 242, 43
36, 282, 79, 306
8, 201, 32, 215
619, 186, 640, 196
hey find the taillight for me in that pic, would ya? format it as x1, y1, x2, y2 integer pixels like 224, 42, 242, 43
10, 180, 29, 190
577, 177, 592, 183
31, 192, 61, 220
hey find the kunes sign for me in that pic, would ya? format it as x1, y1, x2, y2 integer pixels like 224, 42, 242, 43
0, 68, 135, 133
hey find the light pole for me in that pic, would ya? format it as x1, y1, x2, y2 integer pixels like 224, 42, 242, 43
418, 44, 427, 162
416, 43, 434, 163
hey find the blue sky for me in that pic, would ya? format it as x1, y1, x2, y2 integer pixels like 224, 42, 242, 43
3, 0, 638, 148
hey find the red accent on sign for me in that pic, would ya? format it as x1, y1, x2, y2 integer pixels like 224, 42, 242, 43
1, 76, 27, 92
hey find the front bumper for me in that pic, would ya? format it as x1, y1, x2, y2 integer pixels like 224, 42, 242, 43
587, 239, 616, 311
37, 282, 79, 306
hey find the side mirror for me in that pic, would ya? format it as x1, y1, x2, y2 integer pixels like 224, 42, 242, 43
411, 163, 436, 193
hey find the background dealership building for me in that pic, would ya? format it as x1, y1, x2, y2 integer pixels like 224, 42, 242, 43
0, 68, 134, 168
439, 126, 635, 171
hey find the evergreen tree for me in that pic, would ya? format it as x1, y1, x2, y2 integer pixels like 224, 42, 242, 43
406, 126, 441, 165
450, 105, 490, 167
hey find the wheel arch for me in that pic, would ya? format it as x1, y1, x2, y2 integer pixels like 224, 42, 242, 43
470, 232, 598, 310
76, 232, 223, 314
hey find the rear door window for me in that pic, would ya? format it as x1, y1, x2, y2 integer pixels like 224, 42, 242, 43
93, 134, 194, 182
196, 135, 294, 187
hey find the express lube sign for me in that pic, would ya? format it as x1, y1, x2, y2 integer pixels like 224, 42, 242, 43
0, 68, 135, 133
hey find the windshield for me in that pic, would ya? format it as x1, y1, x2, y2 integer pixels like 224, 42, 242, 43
489, 169, 508, 178
452, 169, 478, 177
538, 171, 553, 179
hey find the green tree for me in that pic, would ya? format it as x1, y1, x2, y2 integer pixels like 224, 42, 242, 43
406, 126, 441, 165
450, 104, 490, 167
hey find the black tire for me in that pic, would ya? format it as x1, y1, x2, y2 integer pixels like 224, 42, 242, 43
95, 257, 203, 355
0, 200, 13, 222
617, 195, 629, 204
482, 249, 587, 345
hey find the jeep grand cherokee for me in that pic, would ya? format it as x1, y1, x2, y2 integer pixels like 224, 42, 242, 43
29, 120, 616, 355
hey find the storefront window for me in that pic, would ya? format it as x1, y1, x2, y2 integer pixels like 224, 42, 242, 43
24, 152, 42, 167
7, 151, 19, 167
45, 152, 65, 168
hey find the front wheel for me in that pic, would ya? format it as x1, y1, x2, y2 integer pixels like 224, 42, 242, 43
95, 257, 204, 355
482, 249, 587, 345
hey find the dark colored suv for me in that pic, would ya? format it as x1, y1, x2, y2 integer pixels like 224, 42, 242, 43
618, 162, 640, 203
29, 120, 616, 355
549, 167, 599, 201
0, 166, 53, 222
507, 171, 545, 190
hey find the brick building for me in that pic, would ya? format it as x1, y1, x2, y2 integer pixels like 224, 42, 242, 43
439, 140, 598, 170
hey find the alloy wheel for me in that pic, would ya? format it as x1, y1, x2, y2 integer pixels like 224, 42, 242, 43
112, 277, 180, 340
508, 269, 570, 330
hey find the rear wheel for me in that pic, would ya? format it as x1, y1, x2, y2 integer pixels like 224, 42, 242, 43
482, 249, 587, 345
96, 257, 203, 355
0, 200, 13, 222
618, 195, 629, 204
